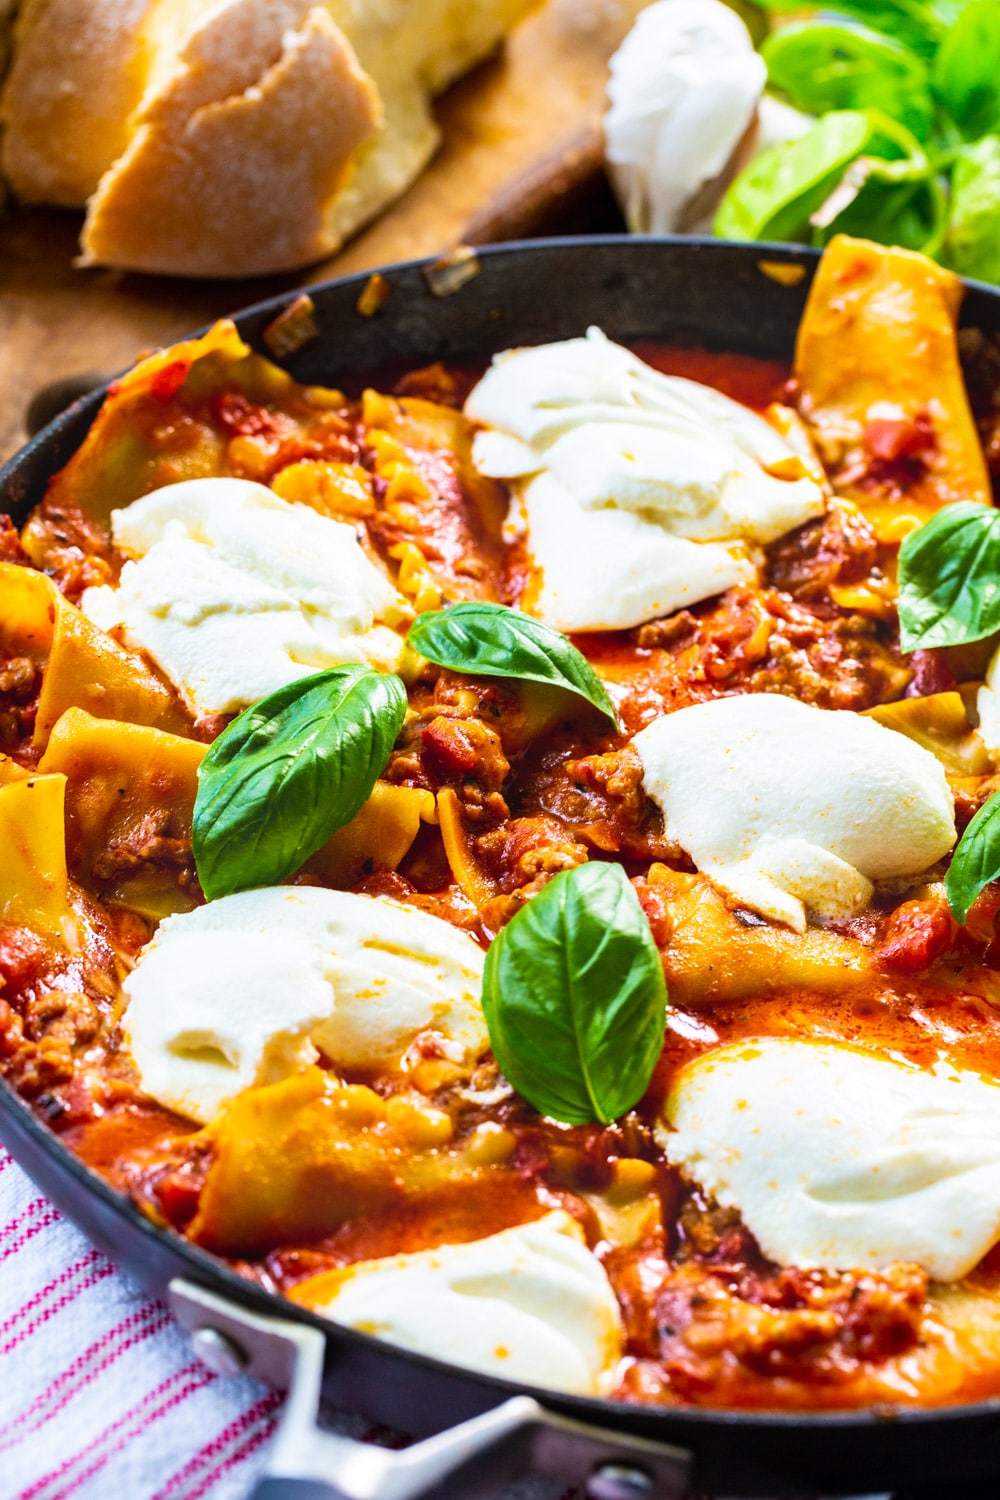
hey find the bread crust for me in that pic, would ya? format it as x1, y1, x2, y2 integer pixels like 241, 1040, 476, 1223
0, 0, 163, 205
80, 2, 380, 278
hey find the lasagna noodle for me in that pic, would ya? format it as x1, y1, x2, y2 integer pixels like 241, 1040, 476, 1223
305, 783, 436, 888
38, 708, 204, 915
794, 236, 991, 529
0, 773, 69, 934
192, 1067, 466, 1255
0, 563, 187, 746
21, 321, 251, 549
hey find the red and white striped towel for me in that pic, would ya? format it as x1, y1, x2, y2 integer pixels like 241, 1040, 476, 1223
0, 1143, 576, 1500
0, 1142, 281, 1500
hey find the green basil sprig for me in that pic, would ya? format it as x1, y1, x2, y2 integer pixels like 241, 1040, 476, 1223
932, 0, 1000, 141
482, 862, 667, 1126
407, 601, 619, 729
897, 502, 1000, 651
946, 136, 1000, 282
946, 790, 1000, 922
763, 24, 934, 142
715, 108, 944, 256
753, 0, 955, 62
714, 111, 872, 244
193, 666, 406, 901
709, 0, 1000, 280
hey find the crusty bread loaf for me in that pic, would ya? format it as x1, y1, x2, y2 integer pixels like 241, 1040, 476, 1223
0, 0, 203, 207
81, 2, 382, 277
0, 0, 538, 277
321, 0, 538, 252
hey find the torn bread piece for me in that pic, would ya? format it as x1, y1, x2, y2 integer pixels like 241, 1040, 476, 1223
320, 0, 538, 251
0, 0, 205, 207
80, 1, 381, 277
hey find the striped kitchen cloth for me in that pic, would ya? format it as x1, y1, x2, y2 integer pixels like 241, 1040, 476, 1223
0, 1138, 280, 1500
0, 1143, 576, 1500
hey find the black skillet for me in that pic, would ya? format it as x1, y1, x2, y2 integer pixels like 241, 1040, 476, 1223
3, 236, 1000, 1500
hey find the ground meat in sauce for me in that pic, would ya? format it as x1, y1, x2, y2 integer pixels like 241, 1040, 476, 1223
4, 336, 1000, 1417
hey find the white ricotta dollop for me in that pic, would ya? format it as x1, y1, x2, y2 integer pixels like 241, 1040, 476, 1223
604, 0, 810, 235
81, 477, 406, 715
632, 694, 956, 931
661, 1038, 1000, 1281
605, 0, 765, 235
122, 886, 488, 1124
292, 1211, 623, 1395
465, 329, 824, 632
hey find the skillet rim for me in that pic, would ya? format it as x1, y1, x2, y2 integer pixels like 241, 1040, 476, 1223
5, 233, 1000, 1492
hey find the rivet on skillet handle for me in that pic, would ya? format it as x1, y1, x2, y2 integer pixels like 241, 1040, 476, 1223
170, 1279, 691, 1499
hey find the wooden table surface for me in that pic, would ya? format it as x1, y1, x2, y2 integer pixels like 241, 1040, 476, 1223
0, 0, 643, 465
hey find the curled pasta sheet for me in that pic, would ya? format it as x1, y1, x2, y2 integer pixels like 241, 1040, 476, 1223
0, 773, 69, 937
305, 782, 436, 888
38, 707, 204, 917
646, 865, 871, 1007
0, 563, 187, 747
20, 320, 291, 554
794, 237, 991, 535
192, 1067, 486, 1256
436, 785, 496, 907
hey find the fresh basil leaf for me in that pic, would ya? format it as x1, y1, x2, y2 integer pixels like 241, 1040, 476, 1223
945, 137, 1000, 282
897, 502, 1000, 651
407, 601, 618, 729
714, 111, 873, 243
763, 24, 934, 142
482, 862, 667, 1126
193, 666, 406, 900
933, 0, 1000, 140
814, 172, 943, 253
946, 790, 1000, 923
753, 0, 957, 59
807, 111, 945, 254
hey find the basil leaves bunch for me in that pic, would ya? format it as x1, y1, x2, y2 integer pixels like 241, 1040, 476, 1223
715, 0, 1000, 283
716, 110, 944, 256
193, 666, 406, 900
482, 862, 667, 1126
408, 601, 619, 729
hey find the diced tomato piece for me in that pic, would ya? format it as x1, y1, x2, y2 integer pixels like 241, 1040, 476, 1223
149, 359, 192, 404
878, 899, 953, 974
864, 412, 934, 463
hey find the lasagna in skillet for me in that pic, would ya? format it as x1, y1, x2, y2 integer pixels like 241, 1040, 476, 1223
5, 234, 1000, 1410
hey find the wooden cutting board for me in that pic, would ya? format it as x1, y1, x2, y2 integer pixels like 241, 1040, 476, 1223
0, 0, 645, 465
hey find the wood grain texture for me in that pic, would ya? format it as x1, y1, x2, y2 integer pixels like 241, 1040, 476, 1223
0, 0, 643, 465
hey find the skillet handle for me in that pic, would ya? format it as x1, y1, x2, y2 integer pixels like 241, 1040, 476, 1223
170, 1279, 691, 1500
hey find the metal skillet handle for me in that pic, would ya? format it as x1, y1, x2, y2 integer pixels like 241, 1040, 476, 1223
170, 1280, 691, 1500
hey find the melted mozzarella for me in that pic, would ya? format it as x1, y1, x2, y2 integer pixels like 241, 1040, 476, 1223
290, 1211, 623, 1394
633, 694, 956, 930
81, 477, 406, 715
465, 330, 824, 632
123, 887, 488, 1124
661, 1039, 1000, 1281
